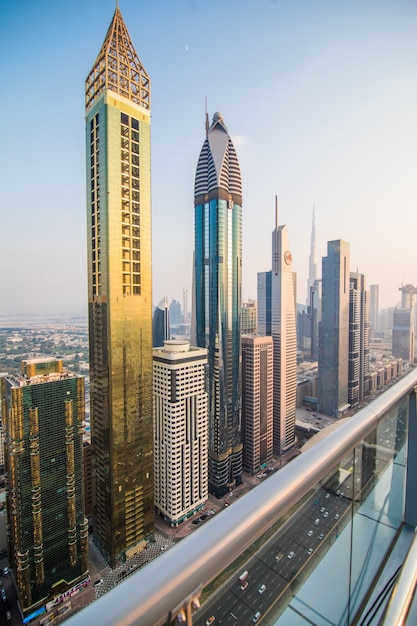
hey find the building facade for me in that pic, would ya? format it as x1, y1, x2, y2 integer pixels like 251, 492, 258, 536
392, 284, 417, 363
369, 284, 379, 340
242, 301, 257, 335
270, 201, 297, 454
153, 297, 170, 347
153, 341, 208, 525
257, 271, 272, 336
1, 359, 88, 616
318, 240, 350, 417
85, 7, 153, 565
241, 335, 273, 473
349, 272, 370, 407
194, 111, 243, 497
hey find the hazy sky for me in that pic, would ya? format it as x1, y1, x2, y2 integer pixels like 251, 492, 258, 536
1, 0, 416, 317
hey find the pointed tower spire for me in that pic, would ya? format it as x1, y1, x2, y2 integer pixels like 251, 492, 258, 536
85, 7, 150, 111
306, 205, 319, 304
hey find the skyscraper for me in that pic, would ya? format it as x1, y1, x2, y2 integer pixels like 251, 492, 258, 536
271, 199, 297, 454
392, 284, 417, 363
241, 335, 273, 473
257, 271, 272, 336
153, 341, 208, 525
1, 359, 88, 617
369, 284, 379, 340
349, 272, 370, 407
194, 111, 243, 497
318, 240, 350, 417
85, 7, 153, 566
153, 296, 170, 347
241, 300, 257, 335
306, 206, 319, 305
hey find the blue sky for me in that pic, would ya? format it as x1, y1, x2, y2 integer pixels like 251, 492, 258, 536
1, 0, 416, 316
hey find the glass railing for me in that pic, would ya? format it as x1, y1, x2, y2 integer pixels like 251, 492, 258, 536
65, 368, 417, 626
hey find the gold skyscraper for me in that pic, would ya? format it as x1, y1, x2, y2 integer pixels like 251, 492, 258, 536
85, 7, 153, 566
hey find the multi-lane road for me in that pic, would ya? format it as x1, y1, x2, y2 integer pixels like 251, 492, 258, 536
195, 483, 352, 626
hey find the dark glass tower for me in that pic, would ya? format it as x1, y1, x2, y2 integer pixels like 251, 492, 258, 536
1, 359, 88, 617
194, 112, 243, 497
318, 240, 350, 417
153, 297, 170, 347
85, 7, 153, 566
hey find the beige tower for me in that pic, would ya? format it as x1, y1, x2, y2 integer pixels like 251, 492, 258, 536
241, 335, 274, 473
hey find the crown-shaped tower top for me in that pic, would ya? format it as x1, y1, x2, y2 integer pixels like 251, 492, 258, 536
85, 7, 150, 112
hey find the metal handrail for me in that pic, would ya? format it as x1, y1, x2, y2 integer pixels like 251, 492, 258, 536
381, 527, 417, 626
65, 368, 417, 626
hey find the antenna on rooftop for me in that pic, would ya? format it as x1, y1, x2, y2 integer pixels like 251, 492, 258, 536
205, 97, 209, 136
274, 195, 279, 276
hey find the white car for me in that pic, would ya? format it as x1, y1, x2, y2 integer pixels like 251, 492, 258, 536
258, 584, 266, 594
307, 530, 313, 536
287, 551, 294, 559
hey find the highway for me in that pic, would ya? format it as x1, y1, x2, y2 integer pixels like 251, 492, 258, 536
195, 411, 404, 626
195, 481, 352, 625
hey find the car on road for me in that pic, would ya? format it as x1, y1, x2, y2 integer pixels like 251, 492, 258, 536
206, 617, 215, 626
258, 584, 266, 594
287, 551, 294, 559
3, 567, 8, 576
1, 588, 6, 601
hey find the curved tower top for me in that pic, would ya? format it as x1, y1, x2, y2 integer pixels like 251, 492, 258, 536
85, 6, 150, 112
194, 112, 242, 205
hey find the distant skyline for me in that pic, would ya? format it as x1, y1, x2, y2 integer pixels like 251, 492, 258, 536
1, 0, 416, 316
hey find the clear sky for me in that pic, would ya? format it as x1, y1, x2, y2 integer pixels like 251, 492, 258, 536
1, 0, 416, 317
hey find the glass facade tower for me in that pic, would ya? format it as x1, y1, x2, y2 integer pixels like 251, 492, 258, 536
85, 7, 153, 566
194, 112, 243, 497
318, 240, 350, 417
1, 359, 88, 617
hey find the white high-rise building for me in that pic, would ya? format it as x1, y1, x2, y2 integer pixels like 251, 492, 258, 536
271, 198, 297, 454
153, 340, 208, 526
